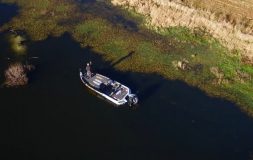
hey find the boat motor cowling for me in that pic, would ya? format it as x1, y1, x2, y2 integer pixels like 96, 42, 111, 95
128, 94, 138, 106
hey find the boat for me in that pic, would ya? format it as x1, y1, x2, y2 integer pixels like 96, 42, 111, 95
79, 64, 138, 106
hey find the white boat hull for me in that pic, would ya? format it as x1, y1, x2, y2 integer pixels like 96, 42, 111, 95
79, 71, 130, 106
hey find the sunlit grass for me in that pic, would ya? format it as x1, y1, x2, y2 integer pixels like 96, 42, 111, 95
75, 19, 109, 39
102, 39, 128, 56
55, 4, 70, 13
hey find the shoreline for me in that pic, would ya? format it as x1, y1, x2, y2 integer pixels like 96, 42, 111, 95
109, 0, 253, 116
0, 0, 253, 116
111, 0, 253, 64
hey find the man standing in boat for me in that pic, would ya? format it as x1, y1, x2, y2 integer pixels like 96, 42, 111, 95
86, 62, 91, 78
89, 61, 93, 73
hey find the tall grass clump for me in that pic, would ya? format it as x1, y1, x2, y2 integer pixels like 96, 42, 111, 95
111, 0, 253, 64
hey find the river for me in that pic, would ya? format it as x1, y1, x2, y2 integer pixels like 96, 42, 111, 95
1, 2, 253, 160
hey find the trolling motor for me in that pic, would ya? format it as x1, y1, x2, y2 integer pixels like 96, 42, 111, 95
127, 94, 138, 106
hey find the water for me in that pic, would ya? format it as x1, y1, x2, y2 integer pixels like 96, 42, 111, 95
0, 3, 18, 26
1, 3, 253, 160
1, 33, 253, 160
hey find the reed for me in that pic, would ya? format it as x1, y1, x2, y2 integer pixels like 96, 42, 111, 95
111, 0, 253, 64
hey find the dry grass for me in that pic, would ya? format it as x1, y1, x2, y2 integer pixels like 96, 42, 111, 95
111, 0, 253, 64
173, 0, 253, 36
3, 61, 35, 87
176, 0, 253, 20
4, 63, 28, 87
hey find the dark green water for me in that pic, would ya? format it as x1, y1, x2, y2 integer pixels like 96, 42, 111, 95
1, 2, 253, 160
0, 3, 18, 26
1, 32, 253, 160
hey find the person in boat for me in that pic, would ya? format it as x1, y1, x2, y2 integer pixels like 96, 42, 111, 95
89, 61, 93, 75
86, 62, 91, 78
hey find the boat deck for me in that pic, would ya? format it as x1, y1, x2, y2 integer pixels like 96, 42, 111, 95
84, 73, 111, 89
82, 72, 129, 101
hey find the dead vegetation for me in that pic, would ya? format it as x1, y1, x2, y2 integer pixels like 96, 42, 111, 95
4, 63, 34, 87
172, 0, 253, 35
111, 0, 253, 64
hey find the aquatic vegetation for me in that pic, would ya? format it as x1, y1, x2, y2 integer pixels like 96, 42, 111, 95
102, 38, 129, 58
0, 0, 253, 115
0, 0, 76, 40
74, 19, 112, 45
8, 34, 27, 55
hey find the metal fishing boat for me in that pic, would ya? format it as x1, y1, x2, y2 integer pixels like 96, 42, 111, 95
79, 63, 138, 106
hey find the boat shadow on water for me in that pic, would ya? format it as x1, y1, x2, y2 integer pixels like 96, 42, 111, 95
1, 33, 253, 160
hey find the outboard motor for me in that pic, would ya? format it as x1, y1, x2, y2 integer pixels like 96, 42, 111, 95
127, 94, 138, 106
